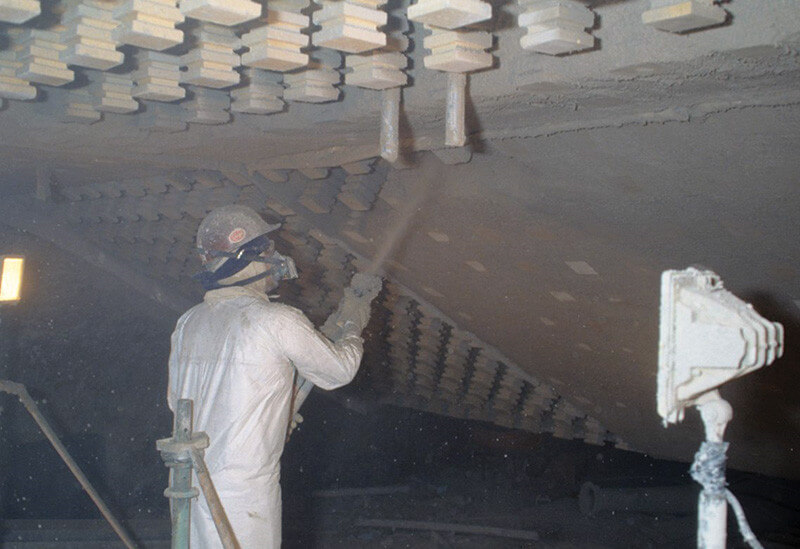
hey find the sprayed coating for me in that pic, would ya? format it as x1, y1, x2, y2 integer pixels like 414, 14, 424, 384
445, 72, 466, 147
381, 87, 401, 162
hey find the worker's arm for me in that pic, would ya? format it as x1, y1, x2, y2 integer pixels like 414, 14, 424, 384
274, 273, 382, 390
271, 305, 365, 390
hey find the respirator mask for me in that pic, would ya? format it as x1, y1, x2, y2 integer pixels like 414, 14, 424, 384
194, 234, 298, 291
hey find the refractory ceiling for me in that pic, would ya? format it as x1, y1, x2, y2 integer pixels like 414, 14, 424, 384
1, 0, 800, 479
1, 168, 624, 450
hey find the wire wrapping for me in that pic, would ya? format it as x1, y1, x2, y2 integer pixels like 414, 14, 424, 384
690, 441, 728, 496
690, 440, 764, 549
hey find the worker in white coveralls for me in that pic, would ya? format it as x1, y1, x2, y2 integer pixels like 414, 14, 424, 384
167, 204, 381, 548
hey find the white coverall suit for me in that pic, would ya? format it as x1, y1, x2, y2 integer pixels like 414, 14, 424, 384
167, 285, 364, 548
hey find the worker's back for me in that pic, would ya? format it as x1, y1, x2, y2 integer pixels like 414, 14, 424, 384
167, 285, 296, 548
169, 286, 295, 470
167, 283, 367, 548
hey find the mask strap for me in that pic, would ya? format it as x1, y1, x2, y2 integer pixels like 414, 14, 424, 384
202, 234, 273, 262
193, 250, 294, 291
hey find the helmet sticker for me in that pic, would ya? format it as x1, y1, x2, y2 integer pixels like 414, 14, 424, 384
228, 228, 247, 244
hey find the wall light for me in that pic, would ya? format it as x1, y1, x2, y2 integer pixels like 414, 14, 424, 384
0, 256, 25, 303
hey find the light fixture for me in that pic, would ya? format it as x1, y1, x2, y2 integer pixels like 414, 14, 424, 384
0, 256, 25, 303
658, 267, 783, 425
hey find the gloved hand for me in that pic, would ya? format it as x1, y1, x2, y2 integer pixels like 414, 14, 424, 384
322, 273, 382, 337
337, 289, 371, 333
341, 272, 382, 332
349, 272, 383, 301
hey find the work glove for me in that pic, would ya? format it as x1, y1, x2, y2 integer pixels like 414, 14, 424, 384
322, 273, 382, 338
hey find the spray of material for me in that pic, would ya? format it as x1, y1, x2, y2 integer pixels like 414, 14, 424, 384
294, 159, 439, 418
365, 161, 440, 276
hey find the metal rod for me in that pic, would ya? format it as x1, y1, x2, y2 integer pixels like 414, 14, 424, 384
170, 399, 193, 549
356, 518, 539, 541
695, 394, 733, 549
579, 481, 698, 516
314, 484, 411, 498
445, 72, 467, 147
380, 87, 401, 163
190, 449, 241, 549
0, 379, 138, 549
293, 375, 314, 415
725, 490, 764, 549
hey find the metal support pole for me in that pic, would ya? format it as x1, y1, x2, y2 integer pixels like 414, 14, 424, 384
445, 72, 467, 147
166, 399, 195, 549
158, 399, 241, 549
693, 392, 733, 549
0, 379, 138, 549
698, 485, 728, 549
380, 87, 401, 163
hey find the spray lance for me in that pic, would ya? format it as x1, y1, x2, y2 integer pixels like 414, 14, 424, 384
286, 163, 435, 428
285, 167, 434, 437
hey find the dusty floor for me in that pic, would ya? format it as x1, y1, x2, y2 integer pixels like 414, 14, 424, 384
2, 407, 800, 548
278, 404, 800, 548
280, 472, 800, 548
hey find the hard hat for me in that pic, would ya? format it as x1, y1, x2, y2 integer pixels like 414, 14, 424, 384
194, 205, 297, 291
196, 205, 280, 272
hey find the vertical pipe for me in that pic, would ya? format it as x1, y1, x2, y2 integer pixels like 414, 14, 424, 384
171, 399, 193, 549
694, 396, 733, 549
697, 491, 727, 549
190, 449, 241, 549
380, 87, 401, 163
0, 380, 138, 549
445, 72, 467, 147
